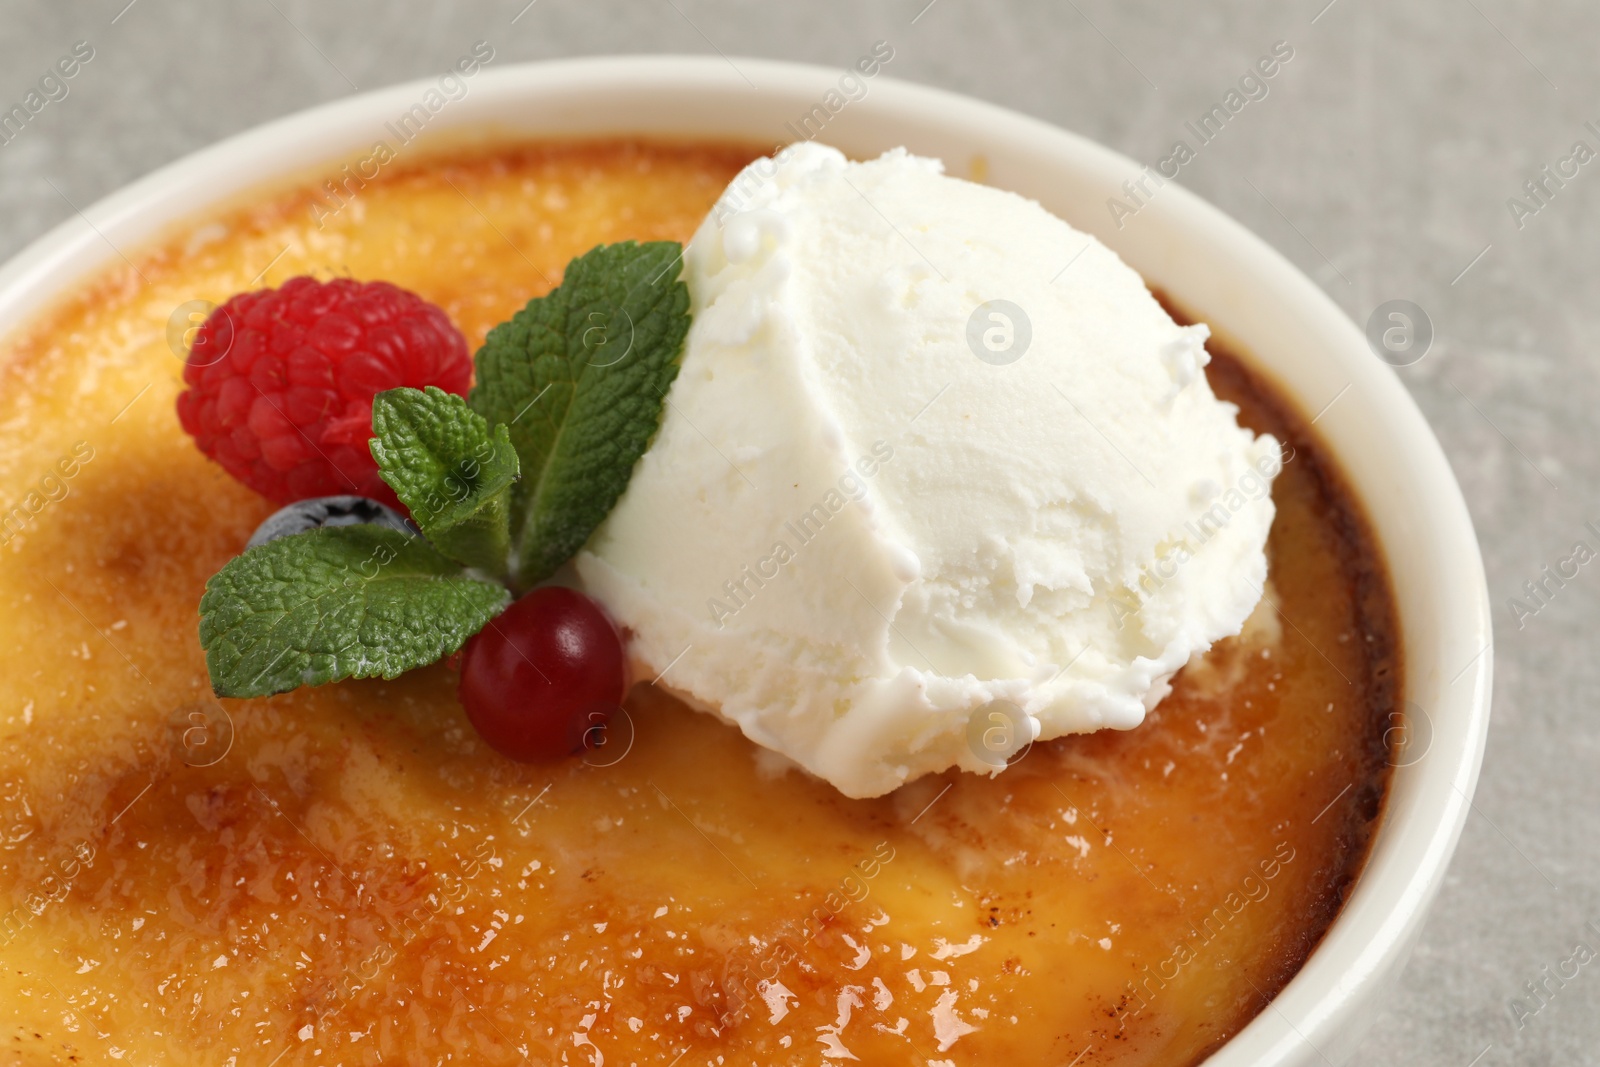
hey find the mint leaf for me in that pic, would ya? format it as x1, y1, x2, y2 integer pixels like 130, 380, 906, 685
370, 386, 519, 575
199, 525, 510, 698
470, 241, 690, 589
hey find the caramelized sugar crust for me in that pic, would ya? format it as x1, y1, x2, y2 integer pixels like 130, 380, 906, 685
0, 141, 1397, 1065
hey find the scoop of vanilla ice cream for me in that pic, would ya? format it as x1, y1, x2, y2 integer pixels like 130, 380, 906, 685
574, 143, 1280, 798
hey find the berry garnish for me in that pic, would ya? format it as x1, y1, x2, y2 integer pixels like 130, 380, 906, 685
197, 241, 688, 753
457, 587, 626, 762
176, 276, 472, 508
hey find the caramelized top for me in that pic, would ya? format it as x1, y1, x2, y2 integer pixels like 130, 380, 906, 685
0, 140, 1396, 1066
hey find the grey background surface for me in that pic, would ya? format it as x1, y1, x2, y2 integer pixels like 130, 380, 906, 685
0, 1, 1592, 1062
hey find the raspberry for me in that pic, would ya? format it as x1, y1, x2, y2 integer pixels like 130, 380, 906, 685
176, 277, 472, 508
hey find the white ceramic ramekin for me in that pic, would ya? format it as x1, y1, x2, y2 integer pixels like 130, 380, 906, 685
0, 57, 1491, 1065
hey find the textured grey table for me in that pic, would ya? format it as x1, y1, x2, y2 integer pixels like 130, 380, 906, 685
1, 1, 1591, 1063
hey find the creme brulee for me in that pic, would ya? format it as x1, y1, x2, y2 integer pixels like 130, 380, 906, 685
0, 141, 1398, 1065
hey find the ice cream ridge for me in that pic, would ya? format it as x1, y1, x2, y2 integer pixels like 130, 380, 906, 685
575, 142, 1283, 798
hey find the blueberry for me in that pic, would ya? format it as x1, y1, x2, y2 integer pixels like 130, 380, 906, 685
246, 496, 417, 549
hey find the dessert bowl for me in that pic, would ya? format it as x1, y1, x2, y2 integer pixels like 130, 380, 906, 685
0, 57, 1491, 1064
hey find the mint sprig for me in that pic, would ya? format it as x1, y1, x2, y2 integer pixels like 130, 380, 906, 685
370, 386, 519, 576
471, 241, 690, 589
197, 241, 690, 700
199, 526, 511, 698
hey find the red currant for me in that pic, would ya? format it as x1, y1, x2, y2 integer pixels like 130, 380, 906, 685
457, 586, 626, 762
